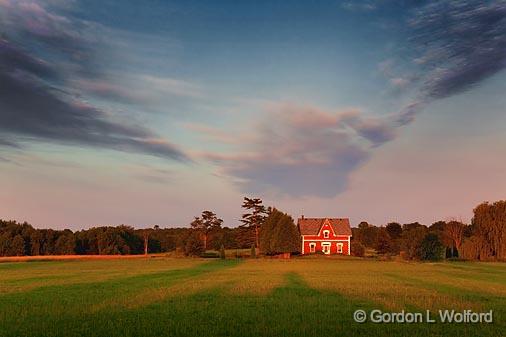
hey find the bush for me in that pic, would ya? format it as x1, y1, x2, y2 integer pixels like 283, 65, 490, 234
419, 233, 445, 261
351, 241, 365, 257
200, 252, 220, 258
183, 231, 205, 256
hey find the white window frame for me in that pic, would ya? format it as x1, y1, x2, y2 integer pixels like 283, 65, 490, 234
323, 230, 330, 239
322, 242, 331, 255
337, 242, 343, 254
309, 242, 316, 253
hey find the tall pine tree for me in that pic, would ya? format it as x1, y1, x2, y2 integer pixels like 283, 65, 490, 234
240, 197, 267, 249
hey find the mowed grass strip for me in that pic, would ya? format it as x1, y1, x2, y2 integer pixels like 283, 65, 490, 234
431, 262, 506, 287
295, 258, 500, 311
0, 259, 239, 322
0, 258, 207, 294
0, 258, 505, 337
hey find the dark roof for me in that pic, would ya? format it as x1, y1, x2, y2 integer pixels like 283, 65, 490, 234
297, 217, 352, 236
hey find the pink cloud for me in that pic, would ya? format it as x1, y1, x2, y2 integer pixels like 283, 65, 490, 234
201, 103, 399, 197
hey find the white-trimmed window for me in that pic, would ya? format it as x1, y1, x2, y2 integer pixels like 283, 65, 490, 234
309, 242, 316, 253
323, 230, 330, 238
337, 242, 343, 254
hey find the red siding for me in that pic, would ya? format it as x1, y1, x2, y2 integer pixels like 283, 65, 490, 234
302, 239, 350, 255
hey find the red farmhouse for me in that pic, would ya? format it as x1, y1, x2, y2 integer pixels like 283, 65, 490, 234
298, 217, 352, 255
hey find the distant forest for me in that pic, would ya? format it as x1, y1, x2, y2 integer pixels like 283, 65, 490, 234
1, 199, 505, 261
0, 221, 246, 257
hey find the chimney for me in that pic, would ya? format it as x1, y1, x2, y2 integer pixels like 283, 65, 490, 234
301, 214, 305, 219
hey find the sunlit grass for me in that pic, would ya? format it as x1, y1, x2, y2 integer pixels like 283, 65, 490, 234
0, 258, 203, 294
0, 257, 504, 337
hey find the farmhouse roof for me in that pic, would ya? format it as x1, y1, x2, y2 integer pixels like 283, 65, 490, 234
297, 217, 352, 236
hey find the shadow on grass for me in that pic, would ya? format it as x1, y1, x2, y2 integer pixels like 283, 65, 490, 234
0, 259, 241, 326
4, 270, 503, 337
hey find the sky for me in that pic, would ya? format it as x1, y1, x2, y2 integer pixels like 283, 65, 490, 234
1, 0, 506, 229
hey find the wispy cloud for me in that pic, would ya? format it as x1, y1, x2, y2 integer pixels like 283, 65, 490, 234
0, 136, 22, 148
0, 0, 189, 161
117, 163, 176, 184
341, 1, 377, 12
184, 123, 240, 144
72, 74, 202, 106
397, 0, 506, 121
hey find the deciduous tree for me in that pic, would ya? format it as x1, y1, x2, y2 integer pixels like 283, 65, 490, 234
375, 228, 393, 255
385, 222, 402, 239
444, 220, 465, 257
472, 201, 506, 260
191, 211, 223, 250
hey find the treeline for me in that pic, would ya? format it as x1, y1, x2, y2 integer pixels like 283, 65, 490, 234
0, 222, 250, 257
351, 200, 506, 261
2, 199, 505, 261
0, 197, 301, 258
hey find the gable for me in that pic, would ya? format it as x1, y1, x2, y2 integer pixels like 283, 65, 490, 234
298, 217, 352, 236
317, 220, 336, 237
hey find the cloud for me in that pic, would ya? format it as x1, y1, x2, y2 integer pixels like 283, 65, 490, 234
0, 70, 187, 160
397, 0, 506, 118
203, 104, 397, 197
0, 136, 22, 148
72, 75, 202, 106
413, 1, 506, 99
207, 1, 506, 198
0, 0, 188, 161
341, 1, 377, 12
339, 110, 397, 146
130, 166, 174, 184
184, 123, 240, 144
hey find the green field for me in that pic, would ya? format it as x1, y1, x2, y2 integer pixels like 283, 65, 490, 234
0, 257, 504, 337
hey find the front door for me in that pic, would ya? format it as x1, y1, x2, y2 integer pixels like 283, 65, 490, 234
322, 243, 331, 255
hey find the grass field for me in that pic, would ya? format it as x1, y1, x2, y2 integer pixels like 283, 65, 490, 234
0, 256, 504, 337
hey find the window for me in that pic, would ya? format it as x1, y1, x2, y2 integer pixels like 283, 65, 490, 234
309, 242, 316, 253
337, 243, 343, 254
323, 230, 330, 239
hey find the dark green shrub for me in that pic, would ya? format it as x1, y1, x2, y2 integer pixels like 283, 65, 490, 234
200, 252, 220, 258
419, 233, 445, 261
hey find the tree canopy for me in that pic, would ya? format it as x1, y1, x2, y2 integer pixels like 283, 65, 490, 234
259, 208, 299, 255
190, 210, 223, 250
